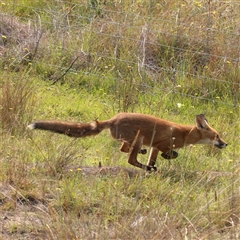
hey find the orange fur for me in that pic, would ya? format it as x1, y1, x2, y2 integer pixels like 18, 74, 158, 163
27, 113, 227, 171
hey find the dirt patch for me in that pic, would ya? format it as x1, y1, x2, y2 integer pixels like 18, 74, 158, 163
66, 165, 143, 177
0, 182, 49, 240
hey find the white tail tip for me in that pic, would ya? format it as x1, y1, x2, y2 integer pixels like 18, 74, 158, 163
27, 123, 36, 130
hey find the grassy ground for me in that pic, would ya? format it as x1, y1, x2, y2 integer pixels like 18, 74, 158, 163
1, 1, 240, 239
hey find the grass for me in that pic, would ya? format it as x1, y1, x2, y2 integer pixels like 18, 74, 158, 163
0, 0, 240, 239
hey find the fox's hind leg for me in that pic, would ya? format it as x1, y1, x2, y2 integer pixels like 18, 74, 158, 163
128, 137, 156, 171
147, 147, 159, 167
120, 142, 147, 154
120, 142, 130, 153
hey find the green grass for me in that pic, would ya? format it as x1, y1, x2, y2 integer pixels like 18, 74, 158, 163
0, 0, 240, 239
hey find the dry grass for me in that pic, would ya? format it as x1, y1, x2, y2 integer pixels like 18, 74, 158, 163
0, 1, 240, 239
0, 13, 43, 69
1, 73, 35, 135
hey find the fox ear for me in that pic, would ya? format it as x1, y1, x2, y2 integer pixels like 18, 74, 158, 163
196, 114, 209, 129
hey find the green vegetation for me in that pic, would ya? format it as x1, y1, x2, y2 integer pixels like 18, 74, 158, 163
0, 0, 239, 239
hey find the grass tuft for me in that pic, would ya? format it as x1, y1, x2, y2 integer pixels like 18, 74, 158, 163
0, 1, 239, 239
1, 72, 35, 135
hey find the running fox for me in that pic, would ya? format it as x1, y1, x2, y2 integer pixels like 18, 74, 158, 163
27, 113, 227, 171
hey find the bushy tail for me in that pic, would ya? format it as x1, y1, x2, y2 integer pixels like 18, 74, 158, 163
27, 120, 108, 138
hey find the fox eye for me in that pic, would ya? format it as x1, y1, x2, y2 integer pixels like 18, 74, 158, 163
216, 134, 219, 139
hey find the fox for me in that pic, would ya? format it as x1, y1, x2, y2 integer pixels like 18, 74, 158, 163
27, 113, 227, 171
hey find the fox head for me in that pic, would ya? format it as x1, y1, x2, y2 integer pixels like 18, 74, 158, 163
196, 114, 227, 149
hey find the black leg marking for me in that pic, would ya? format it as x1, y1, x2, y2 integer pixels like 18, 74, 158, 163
161, 150, 178, 159
140, 148, 147, 154
146, 165, 157, 171
149, 159, 156, 167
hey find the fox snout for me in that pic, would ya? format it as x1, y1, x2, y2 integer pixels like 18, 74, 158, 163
214, 136, 228, 149
215, 142, 228, 149
210, 131, 228, 149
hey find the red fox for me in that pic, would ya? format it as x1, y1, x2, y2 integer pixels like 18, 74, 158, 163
27, 113, 227, 171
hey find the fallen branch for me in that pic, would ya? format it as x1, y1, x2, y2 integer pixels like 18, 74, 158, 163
52, 56, 79, 85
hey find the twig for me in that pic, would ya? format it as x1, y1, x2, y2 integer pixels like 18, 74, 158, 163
52, 56, 79, 85
32, 30, 44, 61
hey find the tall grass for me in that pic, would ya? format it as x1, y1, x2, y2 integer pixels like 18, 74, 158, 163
0, 0, 239, 239
1, 72, 36, 135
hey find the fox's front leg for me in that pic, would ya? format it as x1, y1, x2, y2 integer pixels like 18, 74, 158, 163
147, 148, 178, 165
161, 151, 178, 159
147, 147, 159, 167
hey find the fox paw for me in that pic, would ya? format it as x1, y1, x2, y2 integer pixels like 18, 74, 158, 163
146, 166, 157, 171
161, 151, 178, 159
140, 148, 147, 154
